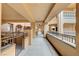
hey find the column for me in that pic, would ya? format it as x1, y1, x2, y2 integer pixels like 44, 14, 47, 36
44, 23, 49, 37
58, 11, 64, 34
31, 22, 35, 38
76, 3, 79, 54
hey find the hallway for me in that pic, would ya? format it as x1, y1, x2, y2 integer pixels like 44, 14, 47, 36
1, 3, 78, 56
18, 34, 58, 56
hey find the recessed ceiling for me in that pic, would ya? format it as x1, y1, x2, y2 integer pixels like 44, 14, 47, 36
2, 3, 70, 23
25, 3, 54, 21
2, 3, 54, 22
2, 4, 27, 21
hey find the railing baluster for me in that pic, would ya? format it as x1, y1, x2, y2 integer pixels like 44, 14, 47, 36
49, 32, 76, 48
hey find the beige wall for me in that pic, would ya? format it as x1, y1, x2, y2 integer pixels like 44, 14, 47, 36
0, 3, 2, 55
44, 17, 57, 37
48, 17, 57, 25
1, 44, 16, 56
35, 21, 44, 34
63, 23, 76, 32
47, 34, 78, 55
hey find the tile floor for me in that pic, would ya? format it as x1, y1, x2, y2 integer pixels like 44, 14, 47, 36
18, 34, 58, 56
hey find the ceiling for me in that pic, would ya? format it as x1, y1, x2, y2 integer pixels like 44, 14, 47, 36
2, 3, 54, 22
2, 3, 71, 23
2, 4, 27, 21
67, 3, 76, 9
24, 3, 54, 22
44, 3, 70, 23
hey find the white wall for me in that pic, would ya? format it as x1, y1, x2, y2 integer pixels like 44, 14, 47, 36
58, 11, 64, 34
44, 17, 57, 37
1, 22, 31, 32
1, 23, 11, 32
10, 22, 31, 32
44, 23, 49, 37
